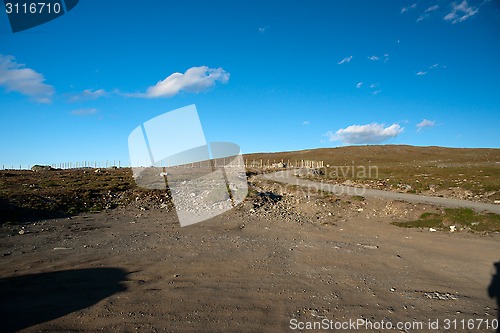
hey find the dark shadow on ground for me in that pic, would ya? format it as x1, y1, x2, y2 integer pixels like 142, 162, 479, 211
0, 267, 129, 332
0, 198, 69, 225
488, 261, 500, 332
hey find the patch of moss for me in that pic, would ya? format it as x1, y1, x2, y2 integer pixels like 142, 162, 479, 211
392, 208, 500, 232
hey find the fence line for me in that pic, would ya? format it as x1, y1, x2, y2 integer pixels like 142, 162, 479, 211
244, 159, 324, 169
1, 159, 325, 171
1, 160, 123, 171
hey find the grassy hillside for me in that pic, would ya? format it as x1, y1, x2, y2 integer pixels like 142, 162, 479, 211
1, 145, 499, 224
244, 145, 500, 166
244, 145, 500, 200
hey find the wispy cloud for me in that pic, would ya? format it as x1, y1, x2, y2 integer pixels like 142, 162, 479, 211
369, 82, 382, 94
71, 108, 98, 116
129, 66, 229, 98
368, 54, 389, 62
258, 26, 268, 33
302, 121, 310, 126
416, 119, 435, 131
415, 64, 444, 75
417, 14, 430, 22
356, 82, 363, 88
326, 123, 404, 144
0, 54, 55, 103
338, 56, 352, 65
69, 88, 106, 102
417, 4, 439, 22
444, 0, 478, 23
401, 3, 417, 13
425, 5, 439, 12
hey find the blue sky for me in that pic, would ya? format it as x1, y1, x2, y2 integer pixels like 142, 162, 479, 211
1, 0, 499, 167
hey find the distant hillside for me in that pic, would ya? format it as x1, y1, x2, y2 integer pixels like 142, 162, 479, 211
243, 145, 500, 166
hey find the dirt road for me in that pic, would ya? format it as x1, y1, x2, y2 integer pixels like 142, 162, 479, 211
262, 169, 500, 214
1, 181, 499, 332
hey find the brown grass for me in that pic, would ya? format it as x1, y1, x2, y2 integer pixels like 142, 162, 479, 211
245, 145, 500, 199
0, 168, 149, 223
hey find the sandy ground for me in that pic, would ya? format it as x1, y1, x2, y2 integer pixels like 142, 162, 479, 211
1, 185, 499, 332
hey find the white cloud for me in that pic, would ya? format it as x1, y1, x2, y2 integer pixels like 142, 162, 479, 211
338, 56, 352, 65
426, 5, 439, 12
417, 14, 430, 22
410, 5, 439, 22
369, 83, 379, 88
430, 63, 439, 68
69, 88, 106, 101
368, 55, 379, 61
258, 26, 268, 33
416, 119, 435, 131
372, 90, 382, 95
444, 0, 478, 23
326, 123, 404, 144
0, 54, 55, 103
133, 66, 230, 98
416, 71, 427, 76
71, 108, 98, 116
302, 121, 310, 126
356, 82, 363, 88
401, 3, 417, 13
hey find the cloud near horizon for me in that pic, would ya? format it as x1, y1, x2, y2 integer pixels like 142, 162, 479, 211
416, 119, 435, 131
131, 66, 230, 98
69, 89, 107, 102
326, 123, 404, 144
0, 54, 55, 103
71, 108, 98, 116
